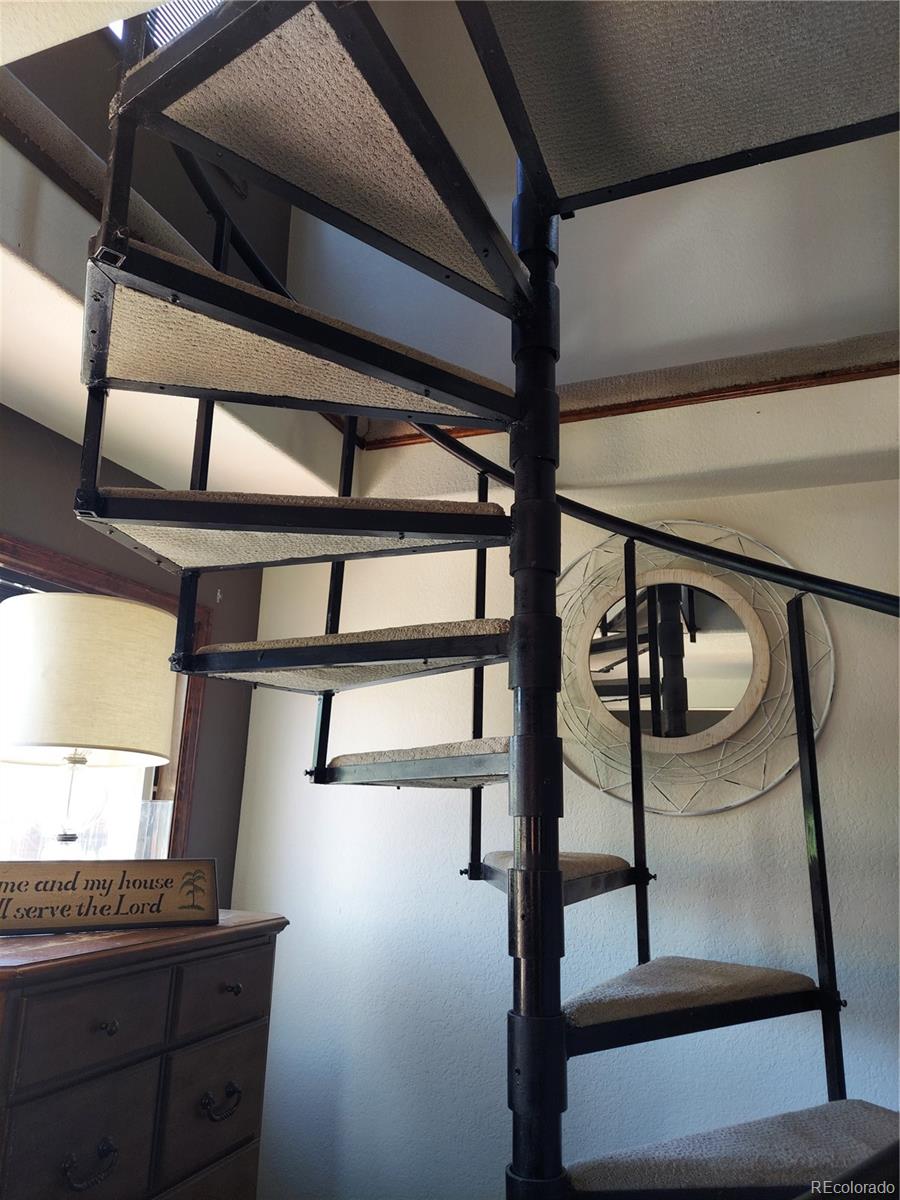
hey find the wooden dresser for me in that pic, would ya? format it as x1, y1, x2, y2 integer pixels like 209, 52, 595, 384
0, 910, 287, 1200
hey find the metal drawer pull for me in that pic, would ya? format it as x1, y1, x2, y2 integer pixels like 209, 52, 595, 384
61, 1137, 119, 1192
199, 1081, 242, 1122
222, 982, 243, 996
97, 1018, 119, 1037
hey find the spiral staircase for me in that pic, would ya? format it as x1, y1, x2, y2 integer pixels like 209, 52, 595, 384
73, 3, 899, 1196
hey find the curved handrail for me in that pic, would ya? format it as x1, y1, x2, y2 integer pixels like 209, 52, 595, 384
413, 424, 900, 618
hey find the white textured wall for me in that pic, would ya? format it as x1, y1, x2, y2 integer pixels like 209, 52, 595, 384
233, 445, 899, 1199
1, 137, 343, 494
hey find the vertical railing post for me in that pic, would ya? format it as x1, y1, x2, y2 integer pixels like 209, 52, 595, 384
179, 215, 234, 668
312, 418, 358, 783
787, 594, 847, 1101
624, 540, 651, 964
190, 213, 231, 493
173, 571, 199, 665
645, 585, 662, 737
464, 473, 489, 881
506, 164, 566, 1200
79, 386, 107, 497
96, 16, 144, 261
78, 18, 146, 508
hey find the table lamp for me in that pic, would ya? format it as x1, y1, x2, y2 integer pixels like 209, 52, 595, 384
0, 593, 178, 843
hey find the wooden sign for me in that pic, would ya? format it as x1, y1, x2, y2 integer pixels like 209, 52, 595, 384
0, 859, 219, 935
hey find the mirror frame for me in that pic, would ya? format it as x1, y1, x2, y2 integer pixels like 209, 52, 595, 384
583, 567, 771, 755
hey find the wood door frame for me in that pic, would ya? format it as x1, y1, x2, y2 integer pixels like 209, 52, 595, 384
0, 532, 210, 857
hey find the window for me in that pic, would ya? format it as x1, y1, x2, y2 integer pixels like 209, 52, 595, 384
0, 535, 208, 862
109, 1, 222, 49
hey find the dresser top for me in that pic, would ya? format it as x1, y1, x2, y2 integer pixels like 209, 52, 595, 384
0, 910, 288, 988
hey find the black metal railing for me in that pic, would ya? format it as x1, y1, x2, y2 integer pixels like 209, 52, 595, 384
411, 421, 898, 1108
414, 425, 900, 618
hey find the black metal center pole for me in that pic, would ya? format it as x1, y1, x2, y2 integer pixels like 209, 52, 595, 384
507, 164, 567, 1200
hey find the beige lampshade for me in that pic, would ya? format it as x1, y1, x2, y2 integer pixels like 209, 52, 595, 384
0, 593, 178, 767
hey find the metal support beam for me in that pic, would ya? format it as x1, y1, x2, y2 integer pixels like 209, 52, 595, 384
96, 15, 145, 262
657, 582, 688, 737
174, 570, 199, 661
464, 472, 489, 881
312, 419, 358, 782
624, 540, 650, 964
787, 594, 847, 1101
79, 386, 107, 494
189, 401, 216, 491
506, 163, 566, 1200
189, 212, 231, 492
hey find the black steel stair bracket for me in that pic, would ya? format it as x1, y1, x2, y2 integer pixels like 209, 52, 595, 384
83, 241, 520, 428
564, 987, 828, 1060
506, 164, 568, 1200
73, 488, 512, 575
177, 630, 509, 687
481, 860, 643, 909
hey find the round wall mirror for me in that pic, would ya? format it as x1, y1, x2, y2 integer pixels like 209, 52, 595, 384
558, 523, 835, 815
591, 585, 754, 740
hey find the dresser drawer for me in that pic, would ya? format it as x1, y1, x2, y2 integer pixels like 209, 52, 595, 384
158, 1021, 269, 1188
3, 1059, 158, 1200
15, 968, 170, 1090
156, 1142, 259, 1199
173, 944, 273, 1041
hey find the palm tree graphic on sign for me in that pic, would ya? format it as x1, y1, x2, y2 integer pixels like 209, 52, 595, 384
178, 869, 207, 911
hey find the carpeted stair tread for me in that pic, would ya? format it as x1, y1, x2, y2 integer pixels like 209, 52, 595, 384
193, 619, 509, 693
119, 4, 527, 309
477, 3, 897, 206
327, 737, 509, 788
100, 490, 503, 515
564, 956, 816, 1029
484, 851, 630, 882
81, 490, 508, 571
92, 241, 514, 425
332, 736, 509, 766
568, 1100, 898, 1190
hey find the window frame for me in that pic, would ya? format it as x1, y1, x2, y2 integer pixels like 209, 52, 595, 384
0, 532, 210, 857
